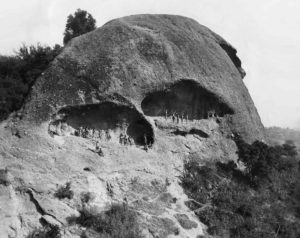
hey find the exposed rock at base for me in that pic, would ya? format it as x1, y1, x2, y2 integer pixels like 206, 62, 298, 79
23, 14, 264, 143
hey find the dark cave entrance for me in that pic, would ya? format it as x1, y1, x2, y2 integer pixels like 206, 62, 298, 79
49, 102, 154, 146
141, 80, 234, 120
127, 119, 154, 145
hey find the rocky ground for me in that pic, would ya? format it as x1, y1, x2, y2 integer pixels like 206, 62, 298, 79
0, 114, 238, 238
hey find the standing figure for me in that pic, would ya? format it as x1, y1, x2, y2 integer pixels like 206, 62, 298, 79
95, 141, 100, 151
128, 137, 133, 145
106, 129, 111, 141
176, 113, 179, 124
124, 135, 128, 145
172, 113, 175, 123
119, 133, 124, 145
144, 134, 148, 151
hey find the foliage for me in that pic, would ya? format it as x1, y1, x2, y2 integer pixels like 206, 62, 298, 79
0, 44, 62, 120
181, 138, 300, 238
54, 182, 74, 200
70, 203, 143, 238
63, 9, 96, 44
26, 225, 60, 238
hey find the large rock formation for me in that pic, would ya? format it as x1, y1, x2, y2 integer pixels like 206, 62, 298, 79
24, 14, 264, 143
0, 14, 265, 237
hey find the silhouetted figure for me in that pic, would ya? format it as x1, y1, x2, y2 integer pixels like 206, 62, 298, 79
106, 130, 111, 141
119, 133, 124, 145
95, 141, 100, 151
106, 182, 113, 197
124, 135, 128, 145
144, 134, 148, 151
123, 197, 128, 208
95, 141, 104, 156
172, 113, 175, 123
128, 137, 133, 145
176, 113, 179, 124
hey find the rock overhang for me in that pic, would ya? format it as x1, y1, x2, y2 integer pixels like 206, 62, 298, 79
23, 14, 265, 143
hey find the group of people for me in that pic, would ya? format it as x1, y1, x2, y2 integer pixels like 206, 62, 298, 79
119, 133, 134, 146
164, 109, 219, 123
76, 127, 111, 141
164, 110, 189, 124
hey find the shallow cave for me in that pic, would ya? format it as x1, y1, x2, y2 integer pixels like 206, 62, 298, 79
141, 80, 234, 120
49, 102, 154, 146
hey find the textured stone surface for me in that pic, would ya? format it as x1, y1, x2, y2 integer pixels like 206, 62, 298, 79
0, 14, 266, 237
23, 14, 264, 143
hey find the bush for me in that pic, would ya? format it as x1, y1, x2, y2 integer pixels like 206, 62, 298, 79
26, 225, 60, 238
180, 138, 300, 238
71, 204, 143, 238
0, 44, 62, 120
54, 182, 74, 200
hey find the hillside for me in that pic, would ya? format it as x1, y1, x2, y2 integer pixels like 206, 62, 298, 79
0, 14, 275, 238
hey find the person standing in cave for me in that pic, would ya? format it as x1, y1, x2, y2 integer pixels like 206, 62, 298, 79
172, 113, 175, 123
124, 135, 128, 145
128, 136, 133, 145
144, 134, 148, 151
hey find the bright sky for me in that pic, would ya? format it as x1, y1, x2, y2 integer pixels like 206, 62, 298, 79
1, 0, 300, 129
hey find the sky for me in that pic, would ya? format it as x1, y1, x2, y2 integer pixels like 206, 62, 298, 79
0, 0, 300, 129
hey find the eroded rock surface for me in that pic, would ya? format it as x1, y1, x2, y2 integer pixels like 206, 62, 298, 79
23, 14, 264, 143
0, 14, 265, 237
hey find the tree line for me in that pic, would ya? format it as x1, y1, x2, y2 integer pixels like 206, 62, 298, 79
0, 9, 96, 120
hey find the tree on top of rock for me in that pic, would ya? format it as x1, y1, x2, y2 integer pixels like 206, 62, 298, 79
63, 9, 96, 45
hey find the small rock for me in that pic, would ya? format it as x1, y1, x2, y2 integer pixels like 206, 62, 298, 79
41, 215, 61, 227
0, 169, 13, 186
174, 213, 198, 230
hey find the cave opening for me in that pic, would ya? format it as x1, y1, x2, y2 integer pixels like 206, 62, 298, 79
141, 80, 234, 120
49, 102, 154, 146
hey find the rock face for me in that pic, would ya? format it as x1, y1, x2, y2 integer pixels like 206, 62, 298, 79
24, 14, 264, 143
0, 14, 266, 238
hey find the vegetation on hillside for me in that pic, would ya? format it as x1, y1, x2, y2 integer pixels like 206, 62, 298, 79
181, 137, 300, 238
26, 224, 61, 238
69, 203, 143, 238
0, 44, 62, 121
0, 9, 97, 121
